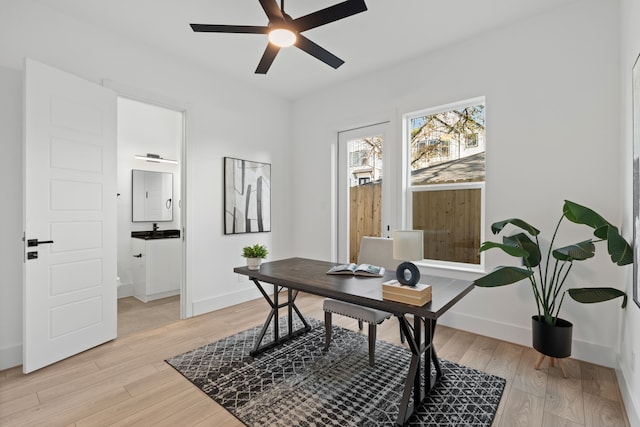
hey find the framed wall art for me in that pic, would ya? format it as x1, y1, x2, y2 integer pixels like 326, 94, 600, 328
224, 157, 271, 234
633, 53, 640, 308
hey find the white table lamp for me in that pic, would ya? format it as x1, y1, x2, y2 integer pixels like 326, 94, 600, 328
393, 230, 424, 286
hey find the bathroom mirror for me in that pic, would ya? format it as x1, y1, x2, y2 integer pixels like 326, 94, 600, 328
132, 169, 173, 222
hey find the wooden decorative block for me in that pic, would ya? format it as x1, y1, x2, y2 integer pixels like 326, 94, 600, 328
382, 280, 432, 306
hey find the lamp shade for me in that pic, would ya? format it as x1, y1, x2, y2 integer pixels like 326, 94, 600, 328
393, 230, 424, 261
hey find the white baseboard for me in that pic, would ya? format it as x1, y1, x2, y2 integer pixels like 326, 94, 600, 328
135, 289, 179, 303
117, 283, 134, 298
616, 368, 640, 427
0, 343, 22, 371
191, 286, 264, 317
191, 292, 619, 367
439, 310, 617, 368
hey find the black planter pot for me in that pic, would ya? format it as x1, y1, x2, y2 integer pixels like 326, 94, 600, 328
531, 315, 573, 358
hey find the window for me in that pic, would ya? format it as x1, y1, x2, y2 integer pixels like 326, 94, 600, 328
404, 98, 485, 267
337, 125, 389, 264
465, 133, 478, 148
350, 150, 369, 167
347, 136, 383, 187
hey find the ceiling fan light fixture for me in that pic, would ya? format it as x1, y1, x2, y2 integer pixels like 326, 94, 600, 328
268, 28, 296, 47
190, 0, 368, 73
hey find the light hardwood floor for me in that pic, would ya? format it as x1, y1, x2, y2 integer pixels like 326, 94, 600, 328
117, 295, 180, 338
0, 293, 630, 426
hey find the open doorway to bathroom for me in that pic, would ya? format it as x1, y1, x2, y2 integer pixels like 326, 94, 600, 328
116, 97, 184, 337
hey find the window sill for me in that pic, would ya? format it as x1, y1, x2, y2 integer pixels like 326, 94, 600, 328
415, 260, 486, 275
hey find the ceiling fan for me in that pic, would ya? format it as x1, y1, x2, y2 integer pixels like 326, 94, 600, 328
190, 0, 368, 74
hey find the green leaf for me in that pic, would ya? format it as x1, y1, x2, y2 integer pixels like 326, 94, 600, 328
593, 225, 611, 240
607, 226, 633, 266
474, 266, 533, 287
552, 240, 595, 261
479, 241, 529, 258
491, 218, 540, 236
504, 233, 541, 267
562, 200, 610, 232
567, 287, 627, 308
563, 200, 633, 266
242, 244, 268, 258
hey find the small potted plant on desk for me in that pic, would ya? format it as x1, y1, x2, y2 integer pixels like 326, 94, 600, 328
474, 200, 631, 376
242, 244, 268, 270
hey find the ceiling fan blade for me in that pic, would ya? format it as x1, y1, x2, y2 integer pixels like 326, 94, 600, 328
295, 35, 344, 69
190, 24, 269, 34
292, 0, 367, 32
255, 43, 281, 74
258, 0, 285, 22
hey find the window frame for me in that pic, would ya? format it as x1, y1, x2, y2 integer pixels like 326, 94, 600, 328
465, 133, 479, 148
401, 97, 486, 272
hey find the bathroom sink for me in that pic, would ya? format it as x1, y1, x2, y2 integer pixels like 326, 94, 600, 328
131, 229, 181, 240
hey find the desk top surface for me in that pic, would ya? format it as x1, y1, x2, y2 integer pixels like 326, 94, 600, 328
234, 257, 474, 319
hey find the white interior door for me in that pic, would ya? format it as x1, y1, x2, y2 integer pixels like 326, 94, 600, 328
23, 58, 117, 373
337, 123, 391, 263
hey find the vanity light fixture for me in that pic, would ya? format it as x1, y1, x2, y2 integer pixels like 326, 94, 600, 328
134, 153, 178, 165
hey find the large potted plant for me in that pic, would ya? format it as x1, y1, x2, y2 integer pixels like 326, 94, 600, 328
475, 200, 631, 361
242, 244, 268, 270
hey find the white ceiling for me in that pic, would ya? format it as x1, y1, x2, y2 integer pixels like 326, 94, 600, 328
36, 0, 576, 100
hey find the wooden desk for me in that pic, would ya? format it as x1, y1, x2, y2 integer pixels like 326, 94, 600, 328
234, 257, 474, 426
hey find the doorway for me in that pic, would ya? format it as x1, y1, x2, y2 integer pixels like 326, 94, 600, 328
116, 97, 184, 336
337, 122, 391, 263
22, 59, 186, 372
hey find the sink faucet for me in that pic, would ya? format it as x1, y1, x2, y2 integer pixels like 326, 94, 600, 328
152, 223, 159, 232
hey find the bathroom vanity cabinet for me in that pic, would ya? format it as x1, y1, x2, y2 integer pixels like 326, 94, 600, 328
131, 231, 181, 302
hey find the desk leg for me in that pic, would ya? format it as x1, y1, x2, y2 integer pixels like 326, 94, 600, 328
431, 319, 442, 379
290, 290, 310, 330
251, 283, 279, 356
250, 279, 311, 357
395, 315, 438, 426
415, 316, 423, 404
424, 318, 437, 390
288, 288, 293, 336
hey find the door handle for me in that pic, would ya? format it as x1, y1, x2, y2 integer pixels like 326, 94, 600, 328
27, 239, 54, 247
133, 253, 142, 258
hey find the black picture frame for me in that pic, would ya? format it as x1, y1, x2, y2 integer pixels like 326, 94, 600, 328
224, 157, 271, 234
633, 53, 640, 308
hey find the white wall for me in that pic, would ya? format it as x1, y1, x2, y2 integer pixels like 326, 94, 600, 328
619, 0, 640, 424
117, 97, 182, 296
0, 1, 292, 369
292, 0, 626, 367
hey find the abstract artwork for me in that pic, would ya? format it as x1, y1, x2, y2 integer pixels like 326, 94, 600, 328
224, 157, 271, 234
633, 53, 640, 308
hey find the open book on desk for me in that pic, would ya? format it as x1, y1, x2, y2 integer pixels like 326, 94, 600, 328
326, 263, 385, 277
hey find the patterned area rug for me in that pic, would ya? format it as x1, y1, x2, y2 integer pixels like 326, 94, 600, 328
166, 318, 505, 426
